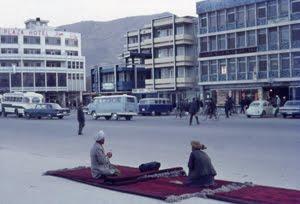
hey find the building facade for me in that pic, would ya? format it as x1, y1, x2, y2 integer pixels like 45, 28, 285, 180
197, 0, 300, 104
0, 18, 86, 106
124, 15, 198, 103
91, 65, 149, 95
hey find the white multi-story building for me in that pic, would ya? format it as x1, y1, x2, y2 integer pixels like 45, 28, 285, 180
0, 18, 86, 106
124, 15, 198, 103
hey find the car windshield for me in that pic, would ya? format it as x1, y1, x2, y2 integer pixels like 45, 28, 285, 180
250, 102, 260, 107
285, 101, 300, 106
51, 104, 62, 109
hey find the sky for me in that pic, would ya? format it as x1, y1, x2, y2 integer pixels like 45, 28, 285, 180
0, 0, 199, 28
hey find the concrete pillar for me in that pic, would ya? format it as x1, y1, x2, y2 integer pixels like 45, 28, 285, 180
62, 92, 66, 107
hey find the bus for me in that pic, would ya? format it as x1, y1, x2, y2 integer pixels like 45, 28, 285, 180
88, 95, 138, 120
1, 92, 44, 117
138, 98, 173, 116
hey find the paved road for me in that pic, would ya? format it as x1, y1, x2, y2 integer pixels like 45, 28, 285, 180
0, 113, 300, 203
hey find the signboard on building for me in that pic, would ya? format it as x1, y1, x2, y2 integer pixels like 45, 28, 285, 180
132, 88, 157, 94
102, 83, 115, 90
221, 65, 227, 75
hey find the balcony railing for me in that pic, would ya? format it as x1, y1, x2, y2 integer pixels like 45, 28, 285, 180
227, 23, 236, 30
209, 75, 217, 82
291, 13, 300, 21
217, 25, 226, 32
268, 44, 278, 51
258, 71, 267, 79
280, 41, 289, 49
228, 73, 236, 80
237, 73, 246, 80
257, 18, 267, 25
292, 41, 300, 48
292, 69, 300, 77
201, 75, 208, 82
258, 45, 267, 51
280, 70, 290, 78
218, 74, 226, 81
269, 70, 278, 78
247, 72, 254, 80
199, 28, 207, 34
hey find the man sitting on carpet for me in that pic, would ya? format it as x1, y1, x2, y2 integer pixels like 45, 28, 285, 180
90, 130, 120, 179
186, 141, 217, 187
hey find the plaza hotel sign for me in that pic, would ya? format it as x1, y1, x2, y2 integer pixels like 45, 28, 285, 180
0, 28, 78, 39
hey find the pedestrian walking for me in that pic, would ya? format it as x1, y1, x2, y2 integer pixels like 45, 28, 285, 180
225, 96, 231, 118
240, 97, 246, 114
189, 98, 199, 126
77, 102, 85, 135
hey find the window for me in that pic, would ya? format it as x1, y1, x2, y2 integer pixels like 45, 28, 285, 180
292, 52, 300, 69
176, 45, 185, 56
177, 67, 185, 77
11, 73, 21, 87
200, 37, 208, 52
185, 67, 194, 78
154, 47, 173, 58
258, 56, 267, 71
23, 73, 34, 87
176, 25, 184, 35
47, 73, 56, 87
45, 37, 61, 45
268, 28, 278, 50
228, 59, 236, 74
35, 73, 45, 87
66, 51, 78, 56
161, 67, 174, 79
154, 27, 173, 37
1, 48, 18, 54
46, 49, 61, 55
292, 24, 300, 48
65, 38, 78, 47
24, 61, 41, 67
238, 58, 246, 73
280, 53, 290, 70
209, 36, 217, 51
217, 10, 226, 30
247, 30, 256, 47
292, 0, 300, 13
248, 56, 256, 72
279, 0, 289, 16
227, 33, 235, 49
23, 36, 40, 44
1, 35, 18, 44
200, 16, 207, 27
68, 62, 72, 69
269, 55, 279, 70
218, 35, 226, 50
210, 60, 217, 74
58, 73, 67, 87
267, 0, 277, 19
247, 5, 256, 27
24, 49, 41, 54
128, 36, 138, 44
227, 9, 235, 23
141, 34, 151, 42
279, 26, 290, 49
237, 32, 246, 48
80, 62, 84, 69
237, 7, 245, 27
257, 5, 267, 18
46, 61, 61, 67
258, 29, 267, 50
200, 62, 208, 75
208, 12, 217, 32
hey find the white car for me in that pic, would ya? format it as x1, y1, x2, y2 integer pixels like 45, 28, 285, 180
246, 100, 277, 118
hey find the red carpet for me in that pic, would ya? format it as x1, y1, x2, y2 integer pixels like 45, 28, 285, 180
44, 166, 300, 204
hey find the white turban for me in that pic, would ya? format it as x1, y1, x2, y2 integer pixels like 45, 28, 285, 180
94, 130, 105, 142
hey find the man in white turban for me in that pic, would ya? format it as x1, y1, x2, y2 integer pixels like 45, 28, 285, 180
90, 130, 120, 179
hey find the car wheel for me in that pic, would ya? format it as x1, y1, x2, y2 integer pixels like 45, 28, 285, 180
282, 114, 287, 118
104, 116, 111, 120
37, 116, 42, 120
25, 113, 31, 119
260, 111, 266, 118
125, 116, 132, 121
111, 113, 119, 120
92, 112, 98, 120
58, 116, 64, 119
247, 115, 251, 118
47, 114, 53, 119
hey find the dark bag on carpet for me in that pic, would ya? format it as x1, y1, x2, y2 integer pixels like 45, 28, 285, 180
139, 162, 161, 172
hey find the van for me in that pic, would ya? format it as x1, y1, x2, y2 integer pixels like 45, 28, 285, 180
88, 95, 138, 120
1, 92, 44, 117
138, 98, 173, 116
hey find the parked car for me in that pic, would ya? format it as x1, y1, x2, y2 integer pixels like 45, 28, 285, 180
246, 100, 277, 118
24, 103, 70, 119
88, 94, 138, 120
138, 98, 173, 116
279, 100, 300, 118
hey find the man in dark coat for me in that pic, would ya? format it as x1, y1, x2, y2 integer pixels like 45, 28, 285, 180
224, 96, 230, 118
189, 98, 199, 126
187, 141, 217, 187
77, 102, 85, 135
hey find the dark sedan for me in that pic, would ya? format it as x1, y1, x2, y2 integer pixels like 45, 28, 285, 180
279, 100, 300, 118
24, 103, 70, 119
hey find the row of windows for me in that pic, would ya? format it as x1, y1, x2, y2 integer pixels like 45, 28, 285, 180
199, 24, 300, 52
154, 67, 195, 79
67, 61, 84, 69
199, 0, 300, 34
154, 45, 194, 58
67, 73, 85, 80
0, 35, 78, 47
200, 52, 300, 81
0, 48, 79, 56
0, 73, 67, 87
